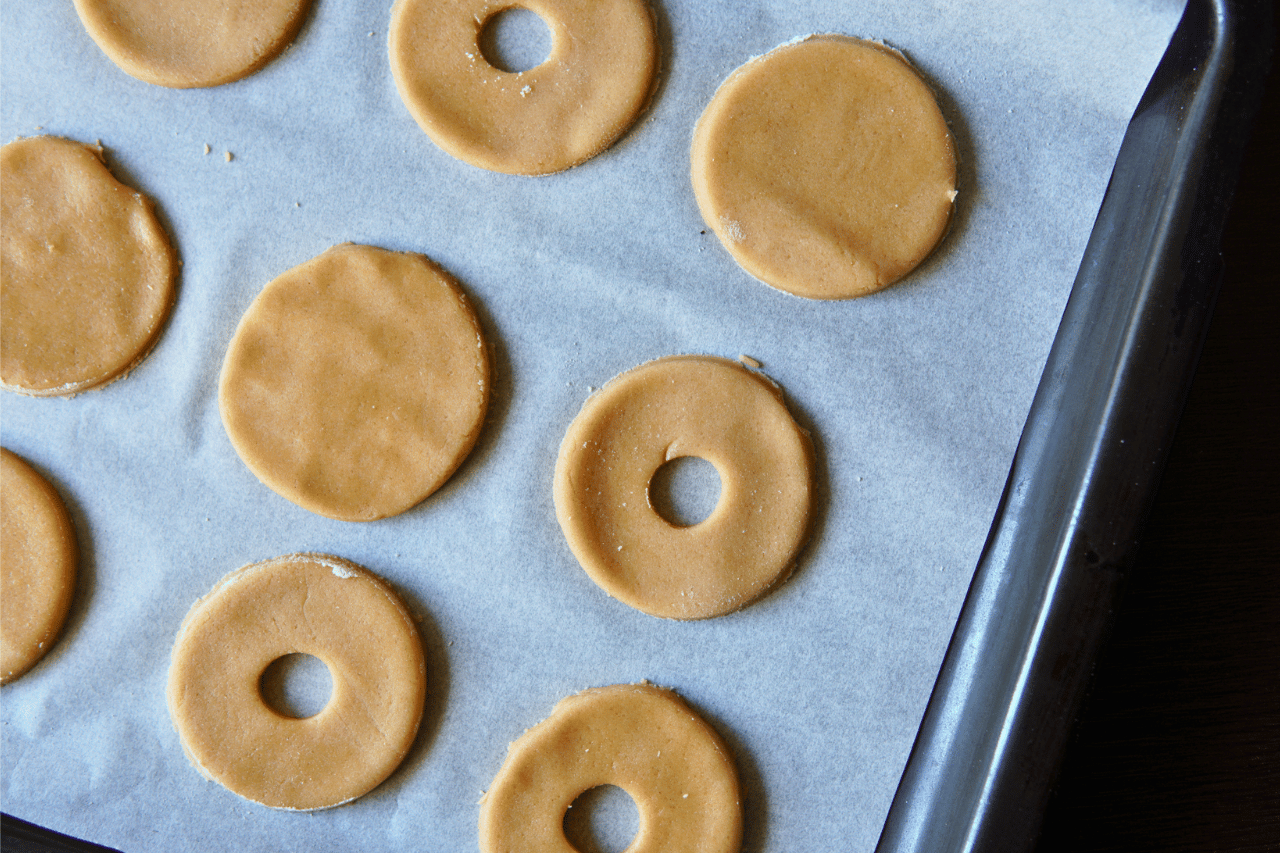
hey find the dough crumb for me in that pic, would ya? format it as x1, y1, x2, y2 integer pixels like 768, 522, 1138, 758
738, 354, 762, 368
203, 144, 211, 155
224, 151, 233, 162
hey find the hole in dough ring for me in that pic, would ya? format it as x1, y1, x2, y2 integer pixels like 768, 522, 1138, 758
166, 553, 426, 811
691, 35, 958, 299
479, 682, 743, 853
1, 449, 78, 684
72, 0, 314, 89
388, 0, 659, 175
218, 243, 490, 522
1, 136, 176, 397
554, 355, 814, 620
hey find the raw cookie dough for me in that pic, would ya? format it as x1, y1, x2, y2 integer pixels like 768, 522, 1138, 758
219, 243, 490, 522
691, 35, 958, 299
388, 0, 658, 175
480, 682, 742, 853
554, 355, 814, 619
1, 136, 175, 396
72, 0, 313, 88
166, 553, 426, 810
1, 450, 78, 684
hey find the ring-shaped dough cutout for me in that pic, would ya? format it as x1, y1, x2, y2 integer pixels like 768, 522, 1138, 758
389, 0, 659, 175
219, 243, 490, 522
166, 553, 426, 810
479, 683, 742, 853
1, 137, 176, 396
1, 450, 78, 684
554, 356, 814, 620
72, 0, 314, 88
691, 35, 957, 299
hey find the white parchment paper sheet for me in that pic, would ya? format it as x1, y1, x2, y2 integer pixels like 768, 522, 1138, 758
1, 1, 1184, 850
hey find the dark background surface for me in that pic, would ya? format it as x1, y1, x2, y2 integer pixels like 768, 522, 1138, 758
4, 16, 1277, 853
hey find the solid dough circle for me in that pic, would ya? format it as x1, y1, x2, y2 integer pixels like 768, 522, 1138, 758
554, 355, 813, 620
72, 0, 313, 88
388, 0, 658, 175
166, 553, 426, 810
1, 449, 78, 684
691, 35, 957, 300
1, 136, 175, 396
479, 682, 742, 853
219, 243, 490, 522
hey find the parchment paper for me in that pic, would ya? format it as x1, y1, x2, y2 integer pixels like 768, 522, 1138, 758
1, 1, 1185, 850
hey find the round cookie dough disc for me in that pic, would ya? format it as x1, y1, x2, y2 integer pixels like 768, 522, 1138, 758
1, 137, 176, 396
388, 0, 659, 175
1, 449, 78, 684
219, 243, 490, 522
72, 0, 313, 88
166, 554, 426, 810
480, 683, 742, 853
554, 356, 814, 620
691, 35, 957, 300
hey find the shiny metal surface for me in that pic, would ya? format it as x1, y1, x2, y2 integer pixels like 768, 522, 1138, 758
876, 1, 1273, 850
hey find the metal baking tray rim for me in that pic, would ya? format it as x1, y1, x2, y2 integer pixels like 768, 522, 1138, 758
876, 0, 1274, 849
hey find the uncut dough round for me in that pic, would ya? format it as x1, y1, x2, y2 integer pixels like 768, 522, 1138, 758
166, 553, 426, 810
480, 682, 742, 853
389, 0, 658, 175
1, 136, 175, 396
554, 355, 813, 620
691, 35, 957, 300
219, 243, 490, 522
1, 450, 78, 684
72, 0, 313, 88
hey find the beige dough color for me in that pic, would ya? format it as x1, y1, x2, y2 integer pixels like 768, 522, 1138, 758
554, 356, 814, 620
72, 0, 313, 88
691, 35, 958, 300
1, 450, 78, 684
219, 243, 490, 522
1, 136, 175, 396
480, 682, 742, 853
388, 0, 658, 175
166, 553, 426, 810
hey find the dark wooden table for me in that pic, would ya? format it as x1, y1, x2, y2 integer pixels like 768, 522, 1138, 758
1036, 24, 1279, 853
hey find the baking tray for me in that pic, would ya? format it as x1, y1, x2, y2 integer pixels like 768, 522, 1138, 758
876, 0, 1274, 850
1, 0, 1271, 851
